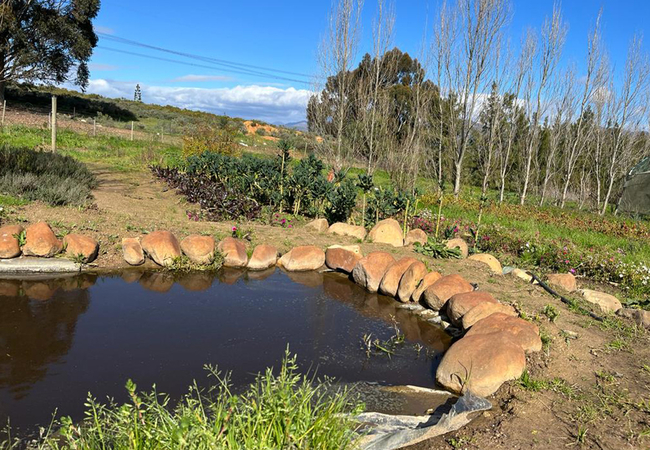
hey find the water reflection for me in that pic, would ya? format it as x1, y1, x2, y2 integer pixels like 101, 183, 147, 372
0, 269, 450, 431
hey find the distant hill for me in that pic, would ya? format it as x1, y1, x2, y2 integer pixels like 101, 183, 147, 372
283, 120, 309, 132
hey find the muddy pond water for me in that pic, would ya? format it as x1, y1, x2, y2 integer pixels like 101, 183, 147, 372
0, 268, 451, 433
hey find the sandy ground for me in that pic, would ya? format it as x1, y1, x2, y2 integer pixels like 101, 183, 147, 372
1, 165, 649, 450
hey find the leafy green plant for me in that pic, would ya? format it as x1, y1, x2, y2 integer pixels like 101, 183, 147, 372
0, 350, 362, 449
542, 304, 560, 322
414, 238, 463, 259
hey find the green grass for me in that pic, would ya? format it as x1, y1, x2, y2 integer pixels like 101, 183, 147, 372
0, 351, 363, 450
0, 125, 184, 172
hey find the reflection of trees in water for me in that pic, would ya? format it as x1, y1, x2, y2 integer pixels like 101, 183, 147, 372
0, 277, 91, 398
322, 273, 451, 352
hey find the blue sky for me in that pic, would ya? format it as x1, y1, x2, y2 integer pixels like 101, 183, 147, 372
85, 0, 650, 123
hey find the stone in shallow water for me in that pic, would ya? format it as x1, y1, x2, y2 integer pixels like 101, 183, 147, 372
217, 237, 248, 268
411, 271, 443, 303
397, 261, 427, 303
279, 246, 325, 271
325, 247, 361, 274
247, 244, 278, 270
352, 251, 396, 293
141, 231, 181, 267
64, 234, 99, 263
122, 238, 145, 266
180, 235, 215, 265
379, 257, 418, 297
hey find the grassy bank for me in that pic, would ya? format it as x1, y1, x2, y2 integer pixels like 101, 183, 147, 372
0, 352, 362, 450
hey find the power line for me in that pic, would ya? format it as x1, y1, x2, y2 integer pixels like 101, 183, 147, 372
97, 33, 313, 81
98, 45, 312, 85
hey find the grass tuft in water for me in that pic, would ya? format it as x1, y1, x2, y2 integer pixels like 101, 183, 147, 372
0, 350, 363, 450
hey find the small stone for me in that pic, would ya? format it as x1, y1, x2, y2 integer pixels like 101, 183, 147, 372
446, 238, 469, 258
510, 268, 534, 283
0, 225, 23, 259
404, 229, 428, 246
325, 247, 362, 274
546, 273, 577, 293
122, 238, 145, 266
577, 289, 623, 313
218, 237, 248, 268
22, 222, 63, 257
279, 246, 325, 271
180, 235, 215, 265
379, 257, 418, 297
141, 231, 182, 267
468, 253, 502, 274
328, 222, 367, 241
248, 244, 279, 270
352, 251, 396, 293
306, 218, 329, 232
367, 218, 404, 247
63, 234, 99, 263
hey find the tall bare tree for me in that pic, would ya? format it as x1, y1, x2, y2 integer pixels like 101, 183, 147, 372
600, 35, 650, 214
519, 4, 567, 205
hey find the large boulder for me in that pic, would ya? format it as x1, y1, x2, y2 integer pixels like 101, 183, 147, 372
436, 333, 526, 397
180, 235, 215, 265
462, 302, 518, 329
328, 222, 367, 241
468, 253, 502, 273
379, 257, 418, 297
279, 246, 325, 271
397, 261, 427, 303
411, 271, 443, 303
422, 274, 473, 311
404, 229, 427, 246
546, 273, 577, 293
447, 291, 498, 326
0, 224, 23, 259
122, 238, 145, 266
368, 218, 403, 247
22, 222, 63, 257
352, 251, 396, 293
465, 313, 542, 353
218, 237, 248, 268
248, 244, 279, 270
325, 247, 362, 274
446, 238, 469, 258
306, 218, 329, 233
617, 308, 650, 330
141, 231, 182, 267
63, 234, 99, 263
577, 289, 622, 313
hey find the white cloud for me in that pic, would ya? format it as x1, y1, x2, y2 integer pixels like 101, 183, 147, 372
85, 79, 312, 123
171, 74, 233, 83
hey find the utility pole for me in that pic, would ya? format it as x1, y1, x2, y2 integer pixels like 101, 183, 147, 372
51, 96, 57, 152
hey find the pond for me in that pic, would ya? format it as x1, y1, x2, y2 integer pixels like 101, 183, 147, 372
0, 268, 451, 433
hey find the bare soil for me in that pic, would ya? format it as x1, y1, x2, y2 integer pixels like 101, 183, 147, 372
2, 165, 649, 450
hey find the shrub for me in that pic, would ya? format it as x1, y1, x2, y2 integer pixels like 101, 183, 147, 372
182, 126, 237, 157
1, 351, 362, 449
0, 146, 96, 206
151, 166, 261, 221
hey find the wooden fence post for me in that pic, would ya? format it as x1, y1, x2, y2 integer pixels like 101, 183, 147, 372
1, 100, 6, 126
93, 118, 96, 137
131, 121, 134, 141
51, 95, 57, 153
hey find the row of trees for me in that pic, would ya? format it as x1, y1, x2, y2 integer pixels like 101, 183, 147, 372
308, 0, 650, 214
